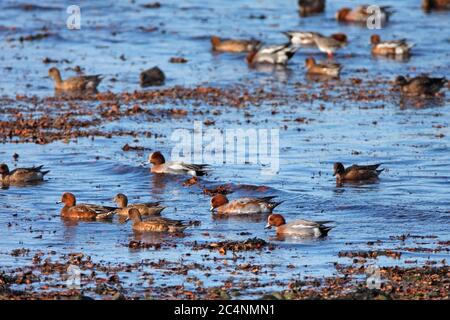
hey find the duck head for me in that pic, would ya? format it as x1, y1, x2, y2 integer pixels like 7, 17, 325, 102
265, 214, 286, 229
48, 67, 62, 81
246, 50, 258, 64
333, 162, 346, 177
59, 192, 76, 207
395, 76, 408, 86
113, 193, 128, 208
210, 194, 229, 211
127, 208, 142, 223
0, 164, 10, 177
305, 57, 316, 69
336, 7, 352, 21
149, 151, 166, 165
370, 34, 381, 45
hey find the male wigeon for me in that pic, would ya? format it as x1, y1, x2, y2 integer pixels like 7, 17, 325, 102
370, 35, 414, 57
210, 194, 283, 215
336, 5, 394, 24
333, 162, 384, 181
395, 75, 447, 96
59, 192, 117, 220
0, 164, 49, 184
113, 193, 165, 217
48, 67, 103, 92
305, 57, 342, 78
246, 43, 299, 66
211, 36, 261, 53
126, 208, 196, 233
265, 214, 333, 238
298, 0, 326, 17
148, 151, 209, 176
312, 33, 347, 58
422, 0, 450, 11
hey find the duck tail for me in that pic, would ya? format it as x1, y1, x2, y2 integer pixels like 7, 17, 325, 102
376, 168, 385, 176
268, 200, 284, 210
41, 170, 50, 176
320, 226, 333, 236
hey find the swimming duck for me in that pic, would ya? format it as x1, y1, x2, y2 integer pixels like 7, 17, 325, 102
298, 0, 326, 17
370, 35, 414, 57
210, 194, 283, 215
113, 193, 165, 217
59, 192, 117, 220
148, 151, 209, 176
126, 208, 195, 233
265, 214, 333, 238
312, 33, 347, 58
246, 43, 299, 66
395, 75, 447, 96
211, 36, 261, 53
48, 67, 103, 92
336, 5, 394, 24
422, 0, 450, 11
0, 164, 49, 184
333, 162, 384, 181
305, 57, 342, 78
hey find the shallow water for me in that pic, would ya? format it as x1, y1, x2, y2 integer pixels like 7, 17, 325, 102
0, 0, 449, 298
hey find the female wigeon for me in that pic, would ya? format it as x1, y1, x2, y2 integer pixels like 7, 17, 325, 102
298, 0, 326, 17
305, 57, 342, 78
312, 33, 347, 58
246, 43, 299, 66
395, 75, 447, 96
265, 214, 333, 238
211, 36, 261, 53
336, 5, 394, 24
210, 194, 283, 215
422, 0, 450, 11
48, 67, 103, 92
333, 162, 384, 181
126, 208, 195, 233
59, 192, 117, 220
149, 151, 209, 176
0, 164, 49, 184
370, 35, 414, 57
113, 193, 165, 217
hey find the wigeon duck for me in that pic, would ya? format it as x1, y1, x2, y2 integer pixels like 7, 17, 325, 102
370, 35, 414, 57
305, 57, 342, 78
246, 43, 299, 66
265, 214, 333, 238
210, 194, 283, 215
333, 162, 384, 181
149, 151, 209, 176
336, 5, 394, 24
0, 164, 49, 184
298, 0, 326, 17
48, 67, 103, 92
395, 75, 447, 96
211, 36, 261, 53
422, 0, 450, 11
312, 33, 347, 58
113, 193, 165, 217
59, 192, 117, 220
126, 208, 195, 233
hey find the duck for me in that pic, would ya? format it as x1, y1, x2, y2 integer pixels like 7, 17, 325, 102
0, 164, 49, 184
246, 43, 299, 66
312, 33, 347, 58
59, 192, 117, 220
336, 5, 394, 24
333, 162, 384, 181
265, 214, 333, 238
395, 75, 447, 96
210, 194, 283, 215
113, 193, 165, 217
148, 151, 209, 176
126, 208, 196, 233
283, 31, 323, 46
211, 36, 261, 53
48, 67, 103, 92
305, 57, 342, 78
422, 0, 450, 11
370, 35, 414, 57
298, 0, 326, 17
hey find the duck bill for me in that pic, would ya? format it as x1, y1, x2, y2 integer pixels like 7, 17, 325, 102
332, 172, 336, 176
209, 206, 215, 212
264, 223, 272, 229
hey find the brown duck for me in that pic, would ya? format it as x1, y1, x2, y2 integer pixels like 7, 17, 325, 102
113, 193, 165, 217
59, 192, 117, 220
422, 0, 450, 11
333, 163, 384, 181
211, 36, 261, 53
0, 164, 49, 184
126, 208, 196, 233
48, 67, 103, 91
298, 0, 326, 17
305, 57, 342, 78
395, 75, 447, 96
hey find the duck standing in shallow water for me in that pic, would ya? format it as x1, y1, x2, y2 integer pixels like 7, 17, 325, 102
265, 214, 333, 238
210, 36, 261, 53
59, 192, 117, 220
126, 208, 196, 233
312, 33, 347, 59
305, 57, 342, 78
395, 75, 447, 96
48, 67, 103, 92
333, 162, 384, 181
246, 43, 299, 66
148, 151, 209, 176
0, 164, 49, 184
113, 193, 165, 217
370, 35, 414, 57
210, 194, 283, 215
